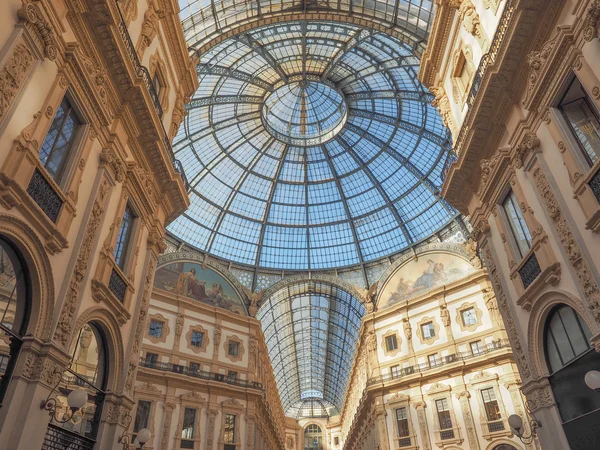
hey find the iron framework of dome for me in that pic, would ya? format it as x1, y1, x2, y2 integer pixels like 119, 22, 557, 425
169, 19, 457, 271
257, 280, 366, 417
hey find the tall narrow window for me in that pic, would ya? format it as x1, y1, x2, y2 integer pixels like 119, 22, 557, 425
481, 388, 502, 421
114, 204, 135, 269
39, 96, 82, 181
181, 408, 196, 449
559, 77, 600, 166
223, 413, 236, 449
435, 399, 455, 439
395, 407, 410, 437
133, 400, 151, 441
502, 191, 532, 258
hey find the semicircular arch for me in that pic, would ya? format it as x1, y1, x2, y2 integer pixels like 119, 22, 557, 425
71, 306, 126, 393
0, 214, 54, 341
527, 289, 596, 378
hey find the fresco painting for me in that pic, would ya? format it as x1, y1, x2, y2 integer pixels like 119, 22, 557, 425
379, 253, 475, 309
154, 261, 245, 314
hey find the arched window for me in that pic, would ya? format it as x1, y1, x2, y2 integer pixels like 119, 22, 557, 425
0, 237, 29, 405
304, 424, 323, 450
544, 305, 592, 373
544, 305, 600, 450
45, 323, 107, 447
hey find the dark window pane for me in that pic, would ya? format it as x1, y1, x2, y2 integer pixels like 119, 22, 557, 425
149, 320, 163, 337
435, 399, 453, 430
191, 331, 203, 347
114, 205, 135, 269
502, 191, 532, 258
545, 305, 591, 372
134, 400, 151, 432
181, 408, 196, 439
39, 97, 81, 181
560, 78, 600, 166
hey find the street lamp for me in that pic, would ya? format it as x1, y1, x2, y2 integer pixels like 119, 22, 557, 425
584, 370, 600, 392
508, 411, 541, 445
117, 413, 151, 449
40, 369, 88, 424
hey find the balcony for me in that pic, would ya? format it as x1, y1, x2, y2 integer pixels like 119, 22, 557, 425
138, 358, 263, 391
368, 340, 511, 386
42, 424, 95, 450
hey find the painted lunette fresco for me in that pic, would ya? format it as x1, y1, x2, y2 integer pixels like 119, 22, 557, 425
378, 253, 475, 309
154, 261, 245, 315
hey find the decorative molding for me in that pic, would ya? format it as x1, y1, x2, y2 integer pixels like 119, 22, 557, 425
0, 43, 35, 125
531, 166, 600, 322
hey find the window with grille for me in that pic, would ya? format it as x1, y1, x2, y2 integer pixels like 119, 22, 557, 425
502, 191, 532, 258
189, 362, 200, 372
470, 341, 484, 355
395, 407, 410, 437
435, 398, 454, 439
461, 307, 477, 326
148, 320, 163, 338
390, 365, 400, 377
559, 77, 600, 167
145, 352, 158, 364
190, 331, 204, 347
114, 204, 135, 269
181, 408, 196, 448
421, 322, 435, 339
428, 354, 439, 367
39, 96, 82, 182
385, 334, 398, 352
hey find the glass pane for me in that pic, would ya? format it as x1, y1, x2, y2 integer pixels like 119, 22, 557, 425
39, 98, 81, 181
549, 311, 576, 367
182, 408, 196, 439
558, 306, 590, 357
224, 414, 236, 443
503, 192, 532, 258
149, 320, 163, 337
560, 78, 600, 165
114, 205, 135, 268
462, 308, 477, 326
134, 400, 151, 432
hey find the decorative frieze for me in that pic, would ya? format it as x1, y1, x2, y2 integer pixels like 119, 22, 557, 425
0, 43, 35, 126
531, 166, 600, 322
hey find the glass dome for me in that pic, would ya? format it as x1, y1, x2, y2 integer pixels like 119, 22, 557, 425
169, 20, 455, 270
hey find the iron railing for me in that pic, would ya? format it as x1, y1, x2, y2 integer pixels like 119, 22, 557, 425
442, 2, 516, 182
487, 419, 506, 433
114, 1, 188, 191
368, 340, 511, 385
27, 169, 63, 223
42, 424, 95, 450
139, 358, 264, 390
108, 268, 128, 302
519, 252, 542, 289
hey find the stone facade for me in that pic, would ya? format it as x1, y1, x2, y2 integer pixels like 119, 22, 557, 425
0, 0, 195, 449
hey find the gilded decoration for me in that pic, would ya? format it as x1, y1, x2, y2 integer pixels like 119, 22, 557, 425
456, 302, 484, 332
186, 323, 210, 353
381, 329, 402, 357
416, 316, 440, 345
223, 335, 245, 363
146, 313, 169, 344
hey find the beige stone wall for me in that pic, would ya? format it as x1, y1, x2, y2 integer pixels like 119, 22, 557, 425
0, 0, 195, 449
340, 247, 524, 450
422, 0, 600, 449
